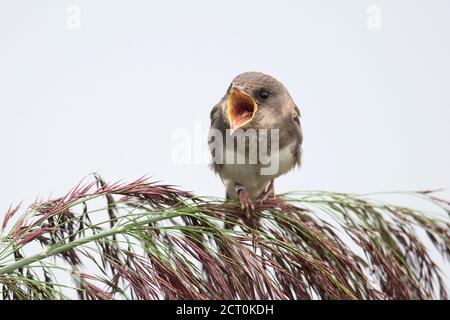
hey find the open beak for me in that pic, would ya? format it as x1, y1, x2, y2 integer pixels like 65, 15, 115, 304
226, 88, 257, 131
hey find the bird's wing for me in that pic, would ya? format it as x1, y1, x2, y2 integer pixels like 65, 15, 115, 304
209, 103, 221, 127
208, 103, 225, 173
292, 104, 303, 167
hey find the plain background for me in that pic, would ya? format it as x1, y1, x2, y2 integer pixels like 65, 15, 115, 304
1, 0, 449, 212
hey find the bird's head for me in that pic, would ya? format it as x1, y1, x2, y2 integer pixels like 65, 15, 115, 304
224, 72, 293, 131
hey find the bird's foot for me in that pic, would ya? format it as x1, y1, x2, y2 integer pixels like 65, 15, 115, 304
236, 186, 254, 218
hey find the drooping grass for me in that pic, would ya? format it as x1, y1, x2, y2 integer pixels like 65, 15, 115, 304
0, 174, 449, 300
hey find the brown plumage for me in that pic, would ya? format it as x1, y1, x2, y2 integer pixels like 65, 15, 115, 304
209, 72, 302, 215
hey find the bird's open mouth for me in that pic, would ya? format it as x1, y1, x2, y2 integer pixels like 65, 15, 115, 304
227, 88, 257, 130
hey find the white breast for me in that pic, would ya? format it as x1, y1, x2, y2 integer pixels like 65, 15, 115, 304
218, 142, 297, 199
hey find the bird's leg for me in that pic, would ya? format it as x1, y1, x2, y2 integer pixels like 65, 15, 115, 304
235, 184, 254, 218
259, 179, 275, 204
266, 179, 275, 198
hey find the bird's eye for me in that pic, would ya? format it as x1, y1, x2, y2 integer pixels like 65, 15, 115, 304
259, 89, 271, 99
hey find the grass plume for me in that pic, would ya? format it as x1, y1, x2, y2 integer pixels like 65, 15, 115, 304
0, 174, 449, 300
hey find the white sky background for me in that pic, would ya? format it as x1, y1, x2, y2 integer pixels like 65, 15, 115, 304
1, 1, 449, 219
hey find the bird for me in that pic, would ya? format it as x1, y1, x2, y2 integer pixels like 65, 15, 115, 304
208, 72, 302, 216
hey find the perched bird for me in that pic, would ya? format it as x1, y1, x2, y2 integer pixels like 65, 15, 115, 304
209, 72, 302, 215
